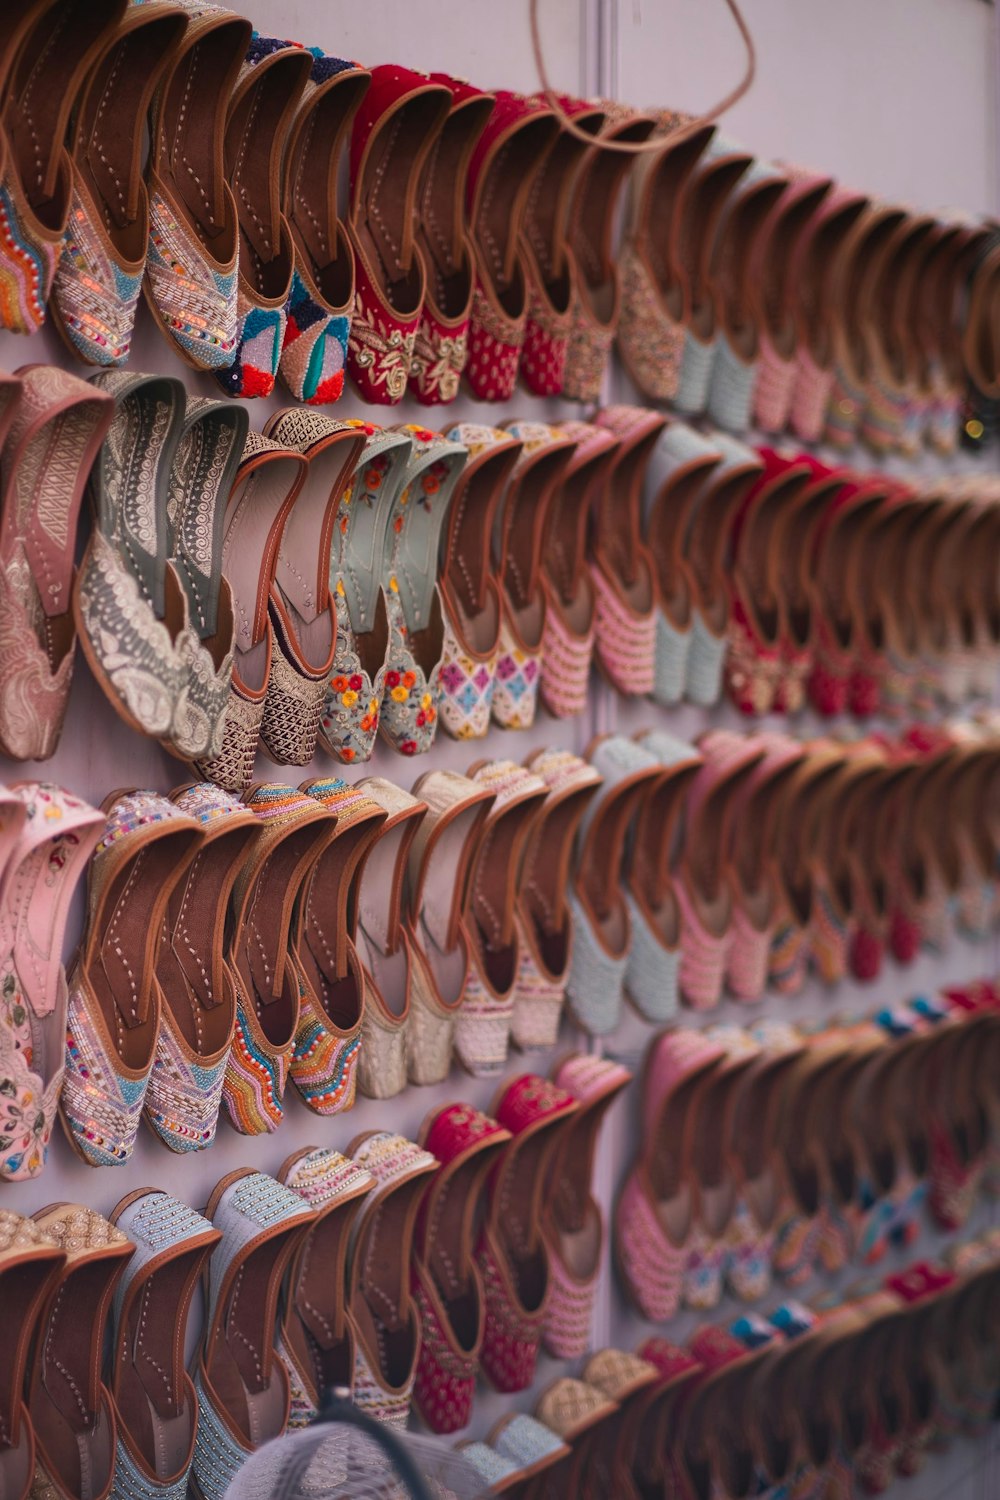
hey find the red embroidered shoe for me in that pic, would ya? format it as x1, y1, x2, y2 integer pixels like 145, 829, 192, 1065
346, 67, 450, 403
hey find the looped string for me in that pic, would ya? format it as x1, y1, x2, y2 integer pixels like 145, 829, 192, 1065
529, 0, 757, 152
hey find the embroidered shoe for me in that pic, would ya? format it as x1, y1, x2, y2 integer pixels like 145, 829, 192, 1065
438, 425, 521, 739
379, 427, 467, 755
0, 1207, 63, 1499
61, 791, 201, 1167
279, 53, 370, 405
143, 1, 252, 369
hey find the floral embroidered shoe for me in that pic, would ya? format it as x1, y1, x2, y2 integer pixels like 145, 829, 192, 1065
519, 97, 605, 396
412, 1104, 510, 1434
142, 0, 251, 369
108, 1190, 220, 1500
194, 433, 308, 791
0, 0, 126, 337
0, 366, 113, 762
539, 420, 618, 717
542, 1055, 631, 1360
0, 784, 103, 1182
215, 39, 311, 398
492, 422, 574, 729
279, 53, 370, 405
222, 784, 332, 1135
512, 748, 601, 1050
291, 777, 385, 1115
465, 92, 558, 400
406, 770, 494, 1084
51, 3, 186, 365
259, 411, 366, 766
562, 104, 657, 402
476, 1074, 577, 1393
164, 394, 249, 763
146, 784, 258, 1154
347, 1132, 437, 1427
28, 1205, 134, 1500
411, 76, 494, 404
615, 1028, 726, 1322
346, 67, 450, 403
61, 790, 200, 1168
438, 425, 522, 738
277, 1148, 374, 1423
625, 731, 703, 1022
0, 1208, 63, 1500
380, 427, 468, 756
191, 1171, 315, 1500
454, 760, 547, 1078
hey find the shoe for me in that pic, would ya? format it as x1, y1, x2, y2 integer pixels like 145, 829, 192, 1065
533, 1378, 620, 1497
347, 1132, 437, 1427
806, 749, 879, 984
562, 103, 657, 403
0, 783, 103, 1182
860, 213, 937, 456
380, 426, 468, 755
921, 218, 992, 455
277, 1147, 374, 1423
538, 420, 618, 718
0, 367, 113, 760
61, 790, 201, 1167
143, 0, 252, 369
191, 1171, 315, 1499
411, 76, 494, 404
0, 1208, 63, 1500
770, 454, 843, 714
346, 67, 450, 403
437, 424, 521, 739
465, 92, 558, 401
279, 52, 370, 405
808, 472, 892, 717
511, 748, 601, 1049
591, 405, 666, 696
492, 422, 575, 730
216, 38, 311, 398
0, 0, 126, 336
630, 1341, 702, 1498
453, 760, 547, 1078
412, 1104, 510, 1433
108, 1190, 220, 1500
519, 98, 605, 396
50, 2, 187, 365
146, 784, 258, 1154
580, 1349, 660, 1500
768, 744, 845, 994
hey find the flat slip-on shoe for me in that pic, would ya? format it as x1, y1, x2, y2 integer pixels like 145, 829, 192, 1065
768, 454, 845, 715
406, 769, 495, 1085
411, 1104, 511, 1434
0, 783, 103, 1182
411, 75, 495, 405
216, 38, 312, 399
492, 422, 575, 730
143, 0, 252, 370
61, 790, 201, 1168
519, 96, 605, 397
453, 759, 547, 1078
280, 52, 371, 406
581, 1349, 659, 1499
191, 1170, 315, 1500
464, 92, 559, 401
0, 1, 54, 192
277, 1147, 374, 1423
346, 67, 451, 404
291, 777, 387, 1115
860, 212, 938, 457
562, 103, 657, 403
0, 366, 113, 762
259, 411, 367, 767
108, 1190, 220, 1500
629, 1341, 702, 1498
221, 784, 332, 1136
511, 748, 602, 1050
0, 1208, 64, 1500
28, 1204, 134, 1500
533, 1377, 620, 1498
438, 425, 522, 740
0, 0, 126, 337
538, 420, 618, 718
50, 2, 187, 367
346, 1132, 437, 1427
146, 784, 258, 1155
768, 744, 850, 994
194, 432, 309, 791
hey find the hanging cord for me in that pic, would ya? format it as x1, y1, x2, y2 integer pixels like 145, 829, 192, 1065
529, 0, 757, 151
